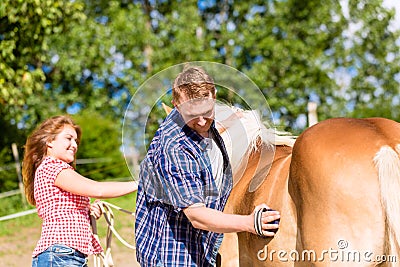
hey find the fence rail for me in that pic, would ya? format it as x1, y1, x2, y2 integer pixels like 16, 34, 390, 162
0, 189, 21, 199
0, 209, 37, 222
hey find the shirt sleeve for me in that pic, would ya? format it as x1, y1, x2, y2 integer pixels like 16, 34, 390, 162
46, 158, 74, 184
142, 147, 206, 210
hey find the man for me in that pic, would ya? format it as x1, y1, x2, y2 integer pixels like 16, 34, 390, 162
135, 65, 280, 266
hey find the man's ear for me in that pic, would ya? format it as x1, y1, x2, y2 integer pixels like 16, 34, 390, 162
172, 100, 182, 112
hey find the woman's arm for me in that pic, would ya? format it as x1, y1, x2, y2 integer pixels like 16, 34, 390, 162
183, 204, 280, 236
54, 168, 138, 198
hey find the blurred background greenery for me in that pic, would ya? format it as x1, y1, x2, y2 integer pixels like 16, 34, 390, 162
1, 0, 399, 216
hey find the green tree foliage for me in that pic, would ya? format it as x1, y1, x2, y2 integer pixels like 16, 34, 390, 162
0, 116, 26, 191
0, 0, 86, 125
237, 0, 347, 128
344, 0, 400, 119
199, 0, 400, 129
73, 111, 131, 181
45, 1, 148, 119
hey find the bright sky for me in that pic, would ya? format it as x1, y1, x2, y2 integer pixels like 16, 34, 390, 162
383, 0, 400, 30
341, 0, 399, 30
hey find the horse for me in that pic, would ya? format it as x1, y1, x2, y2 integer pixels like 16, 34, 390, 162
288, 117, 400, 266
219, 113, 400, 266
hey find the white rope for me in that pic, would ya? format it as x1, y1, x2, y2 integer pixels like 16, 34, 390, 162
91, 201, 136, 267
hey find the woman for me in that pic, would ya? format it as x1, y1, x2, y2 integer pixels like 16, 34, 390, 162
22, 115, 137, 267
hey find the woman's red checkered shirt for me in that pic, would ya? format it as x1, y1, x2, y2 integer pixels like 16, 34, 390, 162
32, 156, 103, 257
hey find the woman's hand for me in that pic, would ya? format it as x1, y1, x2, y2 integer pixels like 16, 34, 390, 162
90, 199, 103, 220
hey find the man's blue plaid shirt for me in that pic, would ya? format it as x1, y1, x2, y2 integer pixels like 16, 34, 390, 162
135, 109, 233, 267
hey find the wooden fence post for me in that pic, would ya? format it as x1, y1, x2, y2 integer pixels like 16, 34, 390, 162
11, 143, 27, 207
307, 102, 318, 127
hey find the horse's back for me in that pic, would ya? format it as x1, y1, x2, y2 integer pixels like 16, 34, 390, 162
289, 117, 400, 266
293, 117, 399, 159
291, 118, 400, 192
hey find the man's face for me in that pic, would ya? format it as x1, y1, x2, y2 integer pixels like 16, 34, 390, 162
175, 93, 215, 137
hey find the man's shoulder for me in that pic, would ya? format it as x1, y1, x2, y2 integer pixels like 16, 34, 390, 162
156, 110, 182, 136
145, 125, 185, 164
153, 123, 182, 150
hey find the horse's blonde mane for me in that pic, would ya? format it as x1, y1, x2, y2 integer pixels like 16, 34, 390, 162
215, 103, 296, 148
215, 103, 296, 179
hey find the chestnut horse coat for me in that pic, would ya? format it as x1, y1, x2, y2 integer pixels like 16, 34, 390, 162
220, 116, 400, 267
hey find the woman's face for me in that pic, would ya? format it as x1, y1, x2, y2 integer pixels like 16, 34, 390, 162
47, 125, 78, 163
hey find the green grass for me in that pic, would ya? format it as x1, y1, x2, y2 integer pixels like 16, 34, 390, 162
0, 193, 138, 266
0, 194, 32, 216
0, 194, 38, 236
0, 211, 41, 236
